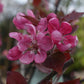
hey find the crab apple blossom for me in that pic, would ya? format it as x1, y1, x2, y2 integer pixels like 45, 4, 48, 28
13, 10, 35, 30
47, 13, 78, 52
7, 9, 78, 65
7, 10, 53, 64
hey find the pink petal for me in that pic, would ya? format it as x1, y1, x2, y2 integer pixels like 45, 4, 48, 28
36, 32, 45, 41
17, 37, 31, 51
51, 30, 63, 43
48, 18, 59, 33
19, 51, 34, 64
64, 35, 78, 47
13, 17, 22, 30
57, 43, 72, 52
38, 36, 53, 51
27, 9, 35, 18
37, 18, 47, 32
7, 46, 22, 60
13, 13, 31, 30
47, 13, 57, 21
59, 22, 72, 35
56, 35, 78, 52
9, 32, 22, 41
34, 49, 47, 63
22, 34, 31, 39
0, 3, 3, 13
24, 24, 36, 36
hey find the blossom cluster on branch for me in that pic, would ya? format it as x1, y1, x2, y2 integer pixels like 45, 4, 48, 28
6, 10, 78, 65
4, 0, 84, 83
6, 8, 84, 84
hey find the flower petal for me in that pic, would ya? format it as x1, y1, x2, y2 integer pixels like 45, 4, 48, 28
57, 43, 72, 52
60, 22, 72, 35
47, 13, 57, 21
48, 18, 59, 33
56, 35, 78, 52
19, 51, 34, 64
9, 32, 22, 41
7, 46, 22, 60
37, 18, 47, 32
13, 13, 31, 30
36, 32, 45, 41
51, 30, 63, 43
24, 24, 36, 36
38, 36, 53, 51
17, 36, 31, 51
34, 49, 47, 63
27, 9, 35, 18
64, 35, 78, 47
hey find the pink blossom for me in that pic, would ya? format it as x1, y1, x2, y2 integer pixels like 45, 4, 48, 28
7, 46, 22, 61
8, 31, 53, 64
13, 10, 35, 30
47, 13, 78, 52
17, 25, 53, 64
7, 11, 53, 64
13, 13, 31, 30
0, 2, 3, 13
47, 13, 57, 21
7, 10, 78, 64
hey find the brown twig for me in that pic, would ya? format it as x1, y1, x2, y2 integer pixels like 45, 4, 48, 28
63, 58, 74, 70
26, 64, 35, 84
55, 0, 62, 14
38, 71, 57, 84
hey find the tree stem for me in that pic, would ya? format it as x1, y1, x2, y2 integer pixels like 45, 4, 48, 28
55, 0, 61, 14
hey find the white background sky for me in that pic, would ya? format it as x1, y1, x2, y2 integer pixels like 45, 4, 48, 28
14, 0, 28, 4
0, 0, 84, 21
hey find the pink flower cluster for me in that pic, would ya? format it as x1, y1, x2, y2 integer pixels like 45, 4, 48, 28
7, 10, 78, 64
47, 13, 78, 52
